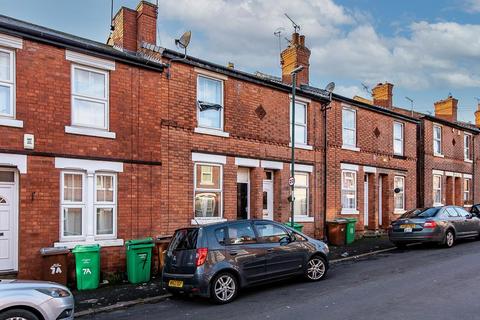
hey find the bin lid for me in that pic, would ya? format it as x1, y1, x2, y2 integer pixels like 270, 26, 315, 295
40, 247, 70, 256
72, 244, 100, 253
155, 235, 173, 243
344, 218, 357, 223
125, 237, 154, 246
327, 218, 348, 224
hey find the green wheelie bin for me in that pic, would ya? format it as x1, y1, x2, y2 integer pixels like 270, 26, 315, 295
284, 222, 304, 233
345, 218, 357, 245
72, 244, 101, 290
125, 238, 155, 284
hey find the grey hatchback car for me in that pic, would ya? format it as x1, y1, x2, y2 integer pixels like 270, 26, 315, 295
162, 219, 329, 304
388, 206, 480, 248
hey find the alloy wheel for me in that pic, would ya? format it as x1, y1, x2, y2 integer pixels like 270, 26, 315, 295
307, 257, 326, 281
213, 274, 236, 302
446, 231, 454, 247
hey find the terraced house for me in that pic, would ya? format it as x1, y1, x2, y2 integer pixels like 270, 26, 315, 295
0, 0, 479, 281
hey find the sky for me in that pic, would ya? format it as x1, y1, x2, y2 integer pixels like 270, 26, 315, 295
1, 0, 480, 122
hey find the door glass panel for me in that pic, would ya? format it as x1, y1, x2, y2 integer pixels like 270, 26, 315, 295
263, 191, 268, 210
0, 172, 14, 182
254, 222, 289, 243
227, 222, 256, 245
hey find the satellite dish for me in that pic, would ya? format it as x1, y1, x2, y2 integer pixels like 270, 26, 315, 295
325, 82, 335, 93
175, 31, 191, 49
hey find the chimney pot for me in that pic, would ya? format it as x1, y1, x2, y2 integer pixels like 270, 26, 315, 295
299, 35, 305, 46
292, 32, 300, 45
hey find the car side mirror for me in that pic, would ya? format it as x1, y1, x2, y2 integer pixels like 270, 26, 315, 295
279, 236, 291, 245
466, 214, 473, 219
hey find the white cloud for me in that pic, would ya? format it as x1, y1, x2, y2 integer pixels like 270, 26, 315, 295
335, 85, 365, 99
463, 0, 480, 13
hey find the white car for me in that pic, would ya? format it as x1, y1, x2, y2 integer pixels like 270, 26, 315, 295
0, 280, 74, 320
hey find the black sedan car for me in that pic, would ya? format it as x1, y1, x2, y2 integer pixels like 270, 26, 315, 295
162, 219, 329, 304
388, 206, 480, 248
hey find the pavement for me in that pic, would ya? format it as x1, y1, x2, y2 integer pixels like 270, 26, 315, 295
78, 238, 480, 320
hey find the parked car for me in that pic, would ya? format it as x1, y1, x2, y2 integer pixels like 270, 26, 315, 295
0, 279, 74, 320
162, 219, 329, 304
388, 206, 480, 248
470, 204, 480, 217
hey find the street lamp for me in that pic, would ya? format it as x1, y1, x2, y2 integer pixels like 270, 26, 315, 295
290, 65, 304, 228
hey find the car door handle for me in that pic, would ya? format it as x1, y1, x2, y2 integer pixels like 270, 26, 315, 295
0, 232, 3, 237
229, 251, 239, 256
267, 248, 274, 252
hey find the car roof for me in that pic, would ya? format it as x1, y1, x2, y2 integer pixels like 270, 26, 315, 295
187, 219, 284, 231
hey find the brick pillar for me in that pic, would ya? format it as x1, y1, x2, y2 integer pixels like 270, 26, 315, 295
368, 173, 378, 230
454, 177, 462, 206
250, 167, 264, 219
446, 176, 453, 205
223, 158, 237, 221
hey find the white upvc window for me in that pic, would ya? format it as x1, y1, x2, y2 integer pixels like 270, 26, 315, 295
294, 172, 309, 216
341, 170, 357, 211
433, 175, 442, 205
291, 101, 308, 145
194, 163, 223, 218
464, 133, 472, 161
342, 108, 357, 148
197, 75, 224, 131
433, 125, 442, 155
394, 176, 405, 210
393, 122, 404, 156
60, 171, 117, 242
464, 178, 471, 203
71, 64, 109, 130
0, 48, 15, 119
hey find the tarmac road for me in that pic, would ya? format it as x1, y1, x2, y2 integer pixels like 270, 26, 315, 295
82, 239, 480, 320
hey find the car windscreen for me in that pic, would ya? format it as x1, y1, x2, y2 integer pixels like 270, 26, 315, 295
169, 229, 199, 251
401, 207, 440, 219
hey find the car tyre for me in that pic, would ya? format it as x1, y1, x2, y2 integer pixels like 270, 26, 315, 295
210, 272, 238, 304
444, 230, 455, 248
0, 308, 39, 320
305, 255, 328, 282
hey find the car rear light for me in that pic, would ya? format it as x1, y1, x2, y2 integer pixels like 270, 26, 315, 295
424, 221, 436, 228
196, 248, 208, 266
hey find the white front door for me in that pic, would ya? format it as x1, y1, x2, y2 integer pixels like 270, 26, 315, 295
262, 179, 274, 220
0, 171, 17, 272
364, 175, 369, 227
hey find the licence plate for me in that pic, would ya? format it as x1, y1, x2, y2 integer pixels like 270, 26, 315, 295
400, 224, 415, 229
403, 228, 413, 233
168, 280, 183, 288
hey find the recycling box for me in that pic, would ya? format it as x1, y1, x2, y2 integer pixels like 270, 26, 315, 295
72, 244, 101, 290
40, 247, 70, 285
125, 238, 155, 284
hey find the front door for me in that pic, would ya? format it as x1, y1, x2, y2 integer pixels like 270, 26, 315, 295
0, 170, 17, 272
262, 179, 273, 220
364, 175, 369, 227
237, 168, 249, 220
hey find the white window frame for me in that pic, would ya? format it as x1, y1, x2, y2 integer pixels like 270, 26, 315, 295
464, 133, 472, 162
342, 107, 357, 149
94, 173, 117, 240
464, 178, 471, 203
193, 162, 223, 220
0, 47, 15, 119
294, 172, 309, 217
433, 174, 443, 206
394, 176, 405, 211
433, 125, 443, 156
196, 74, 224, 132
341, 170, 358, 214
60, 171, 86, 242
393, 121, 404, 156
200, 165, 214, 185
71, 64, 110, 130
60, 170, 118, 242
291, 101, 308, 146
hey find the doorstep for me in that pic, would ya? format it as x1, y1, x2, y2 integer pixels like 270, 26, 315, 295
328, 235, 394, 261
74, 275, 167, 315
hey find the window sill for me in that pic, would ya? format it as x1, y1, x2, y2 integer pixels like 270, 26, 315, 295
0, 118, 23, 128
54, 238, 124, 249
342, 145, 360, 152
464, 159, 473, 163
288, 143, 313, 150
191, 218, 227, 225
464, 204, 473, 208
289, 216, 314, 222
433, 203, 444, 207
433, 153, 444, 158
194, 127, 229, 137
394, 209, 406, 214
341, 208, 359, 214
65, 126, 116, 139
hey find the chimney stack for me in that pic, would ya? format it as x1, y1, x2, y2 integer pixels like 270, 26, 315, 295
372, 82, 394, 108
475, 103, 480, 127
434, 95, 458, 122
281, 32, 311, 86
108, 1, 158, 52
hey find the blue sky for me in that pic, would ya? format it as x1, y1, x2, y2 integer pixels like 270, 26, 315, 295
1, 0, 479, 122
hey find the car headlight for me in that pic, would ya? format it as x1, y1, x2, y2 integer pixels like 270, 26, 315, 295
36, 288, 71, 298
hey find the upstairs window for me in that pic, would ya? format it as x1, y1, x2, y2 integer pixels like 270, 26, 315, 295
393, 122, 404, 156
464, 133, 472, 161
342, 108, 356, 148
71, 65, 109, 130
197, 75, 223, 130
0, 48, 14, 118
433, 125, 442, 155
292, 101, 307, 145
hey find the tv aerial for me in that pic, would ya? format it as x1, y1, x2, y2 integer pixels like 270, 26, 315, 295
361, 82, 372, 96
285, 13, 300, 33
274, 27, 285, 65
405, 96, 414, 116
